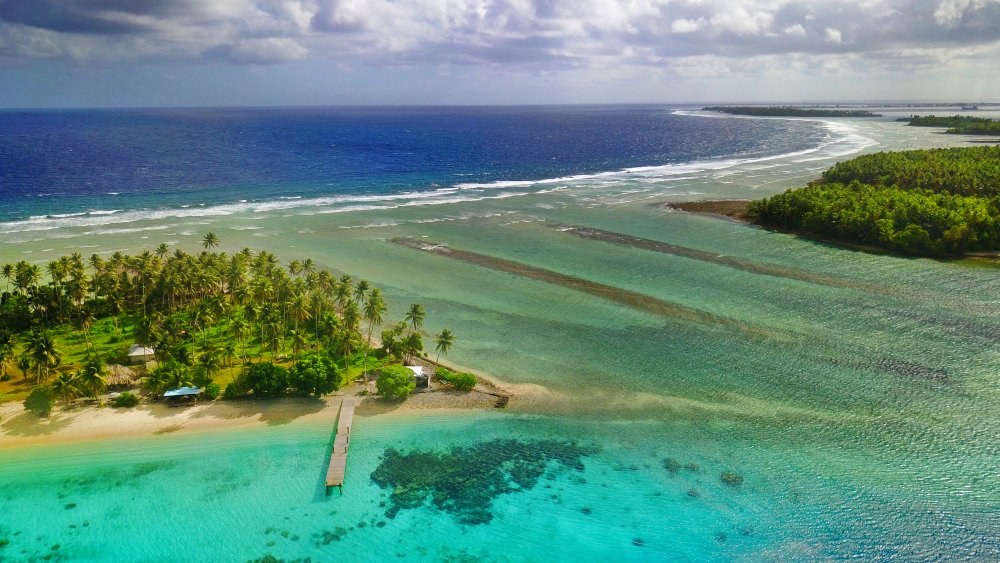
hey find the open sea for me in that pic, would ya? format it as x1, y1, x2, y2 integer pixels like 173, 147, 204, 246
1, 105, 998, 562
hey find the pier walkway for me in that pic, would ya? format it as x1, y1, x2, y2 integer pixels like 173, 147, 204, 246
325, 397, 355, 494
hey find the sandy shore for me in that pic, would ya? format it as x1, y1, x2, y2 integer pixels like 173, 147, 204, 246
0, 371, 539, 451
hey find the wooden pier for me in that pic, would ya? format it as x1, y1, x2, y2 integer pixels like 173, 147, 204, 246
325, 397, 355, 494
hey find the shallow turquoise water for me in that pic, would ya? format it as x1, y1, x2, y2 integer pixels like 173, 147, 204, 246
1, 117, 998, 561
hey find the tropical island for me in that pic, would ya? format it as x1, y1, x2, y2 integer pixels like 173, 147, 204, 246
703, 106, 882, 118
0, 233, 480, 426
897, 115, 1000, 135
670, 146, 1000, 259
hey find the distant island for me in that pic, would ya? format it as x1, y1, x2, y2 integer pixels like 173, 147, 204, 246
897, 115, 1000, 135
703, 106, 882, 118
747, 147, 1000, 257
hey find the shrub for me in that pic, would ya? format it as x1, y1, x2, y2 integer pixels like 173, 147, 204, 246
24, 386, 55, 418
223, 382, 246, 400
376, 365, 415, 401
289, 353, 341, 397
204, 383, 221, 400
112, 392, 140, 408
435, 368, 476, 391
244, 362, 289, 398
192, 367, 214, 389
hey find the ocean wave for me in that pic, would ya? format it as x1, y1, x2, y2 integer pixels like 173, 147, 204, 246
0, 116, 873, 238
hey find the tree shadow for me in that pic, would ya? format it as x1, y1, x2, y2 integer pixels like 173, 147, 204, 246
1, 410, 78, 436
355, 397, 405, 416
153, 423, 185, 435
187, 396, 329, 426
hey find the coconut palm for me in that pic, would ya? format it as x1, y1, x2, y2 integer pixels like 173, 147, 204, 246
354, 279, 370, 305
0, 329, 13, 379
404, 303, 425, 334
197, 349, 222, 380
25, 329, 60, 384
434, 329, 454, 365
1, 263, 12, 293
155, 243, 170, 259
202, 232, 220, 250
361, 288, 387, 377
51, 372, 81, 404
289, 329, 307, 364
432, 329, 455, 391
76, 356, 106, 399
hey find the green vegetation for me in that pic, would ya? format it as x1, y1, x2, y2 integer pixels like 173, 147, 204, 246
112, 392, 140, 408
749, 147, 1000, 256
704, 106, 881, 118
0, 233, 455, 412
23, 386, 55, 417
376, 365, 415, 401
435, 367, 476, 391
899, 115, 1000, 135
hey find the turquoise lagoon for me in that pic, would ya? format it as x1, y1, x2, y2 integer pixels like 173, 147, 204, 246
1, 115, 998, 561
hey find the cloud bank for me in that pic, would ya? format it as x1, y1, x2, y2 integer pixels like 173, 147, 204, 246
0, 0, 997, 105
0, 0, 996, 67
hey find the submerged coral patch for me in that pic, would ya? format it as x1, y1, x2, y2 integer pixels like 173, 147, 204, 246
370, 439, 596, 525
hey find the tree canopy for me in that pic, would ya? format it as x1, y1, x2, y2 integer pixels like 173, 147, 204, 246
749, 147, 1000, 256
376, 365, 415, 401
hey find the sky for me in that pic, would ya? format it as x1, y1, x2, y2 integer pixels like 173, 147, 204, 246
0, 0, 998, 107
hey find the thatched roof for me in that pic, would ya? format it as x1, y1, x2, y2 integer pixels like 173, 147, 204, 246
106, 364, 139, 386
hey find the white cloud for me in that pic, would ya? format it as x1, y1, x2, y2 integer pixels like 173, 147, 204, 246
933, 0, 1000, 25
671, 18, 705, 34
824, 27, 842, 44
783, 23, 807, 37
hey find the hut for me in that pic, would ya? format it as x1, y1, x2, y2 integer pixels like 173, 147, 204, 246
105, 364, 139, 389
405, 365, 429, 389
128, 344, 156, 365
163, 386, 201, 407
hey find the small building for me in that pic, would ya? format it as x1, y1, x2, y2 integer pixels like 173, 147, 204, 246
405, 365, 429, 389
128, 344, 156, 365
105, 364, 139, 388
163, 386, 201, 406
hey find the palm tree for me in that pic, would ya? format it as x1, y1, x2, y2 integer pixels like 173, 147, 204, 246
155, 243, 170, 259
76, 356, 106, 400
1, 263, 13, 293
289, 293, 311, 333
222, 341, 237, 368
142, 368, 169, 396
0, 329, 13, 379
434, 329, 454, 365
361, 288, 386, 378
432, 329, 454, 391
354, 279, 370, 305
197, 349, 222, 381
289, 329, 307, 364
51, 372, 81, 404
404, 303, 425, 334
202, 232, 220, 250
25, 329, 60, 385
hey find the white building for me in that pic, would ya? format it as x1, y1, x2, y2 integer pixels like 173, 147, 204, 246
128, 344, 156, 365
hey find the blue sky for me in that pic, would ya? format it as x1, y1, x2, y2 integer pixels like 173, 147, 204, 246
1, 0, 998, 107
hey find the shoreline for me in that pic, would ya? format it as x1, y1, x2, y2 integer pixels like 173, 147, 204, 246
0, 366, 530, 452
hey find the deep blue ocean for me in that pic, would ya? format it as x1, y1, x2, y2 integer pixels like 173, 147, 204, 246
0, 105, 826, 223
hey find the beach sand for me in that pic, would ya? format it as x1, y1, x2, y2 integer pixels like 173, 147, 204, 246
0, 373, 533, 451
